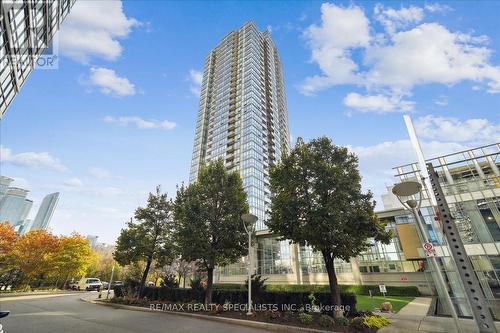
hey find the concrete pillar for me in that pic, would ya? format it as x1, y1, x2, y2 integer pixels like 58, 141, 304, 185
486, 155, 500, 176
350, 258, 363, 285
467, 151, 486, 179
438, 157, 454, 184
291, 243, 302, 284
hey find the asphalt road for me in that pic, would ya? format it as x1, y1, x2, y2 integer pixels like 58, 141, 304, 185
0, 293, 268, 333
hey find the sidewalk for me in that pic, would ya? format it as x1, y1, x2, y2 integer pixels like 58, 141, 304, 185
378, 297, 500, 333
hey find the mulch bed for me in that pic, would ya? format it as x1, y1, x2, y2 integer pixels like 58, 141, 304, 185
108, 299, 373, 332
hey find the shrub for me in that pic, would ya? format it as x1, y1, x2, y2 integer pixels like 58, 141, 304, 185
264, 309, 282, 321
350, 316, 365, 330
161, 274, 179, 288
213, 283, 244, 290
350, 315, 390, 330
118, 286, 357, 315
319, 314, 334, 328
298, 312, 313, 325
190, 277, 205, 294
363, 315, 391, 329
113, 285, 125, 298
334, 316, 350, 327
245, 274, 268, 299
263, 284, 420, 297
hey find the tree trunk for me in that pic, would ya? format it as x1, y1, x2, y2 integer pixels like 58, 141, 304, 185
205, 266, 214, 305
62, 274, 70, 289
138, 258, 153, 298
322, 251, 342, 317
183, 275, 186, 289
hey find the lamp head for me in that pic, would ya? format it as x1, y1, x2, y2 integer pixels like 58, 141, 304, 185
241, 213, 257, 233
392, 181, 422, 197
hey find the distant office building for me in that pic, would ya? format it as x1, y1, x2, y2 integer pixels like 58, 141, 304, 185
17, 218, 32, 235
0, 176, 13, 197
31, 192, 59, 231
0, 0, 75, 117
0, 176, 60, 233
0, 186, 32, 228
86, 235, 99, 249
189, 21, 290, 230
86, 235, 106, 250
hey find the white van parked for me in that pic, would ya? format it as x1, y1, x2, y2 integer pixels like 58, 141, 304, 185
78, 277, 102, 291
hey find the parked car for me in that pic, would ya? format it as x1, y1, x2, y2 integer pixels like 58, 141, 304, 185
68, 280, 78, 290
101, 281, 109, 290
78, 277, 102, 291
0, 310, 10, 333
111, 281, 123, 288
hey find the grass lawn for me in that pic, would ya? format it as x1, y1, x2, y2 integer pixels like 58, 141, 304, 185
356, 295, 415, 313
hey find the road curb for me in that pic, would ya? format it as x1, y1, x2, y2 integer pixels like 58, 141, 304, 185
80, 297, 333, 333
0, 291, 84, 298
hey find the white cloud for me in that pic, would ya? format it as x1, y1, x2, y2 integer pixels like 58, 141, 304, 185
374, 4, 424, 34
425, 3, 453, 13
89, 67, 136, 96
0, 146, 68, 172
104, 116, 177, 130
88, 167, 112, 179
300, 3, 369, 95
189, 69, 203, 96
414, 115, 500, 144
364, 23, 498, 91
343, 92, 414, 113
59, 0, 138, 63
301, 3, 500, 106
64, 178, 83, 187
351, 114, 500, 207
352, 139, 467, 208
433, 95, 448, 106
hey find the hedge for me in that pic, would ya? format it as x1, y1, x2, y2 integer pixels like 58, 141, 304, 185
214, 283, 420, 297
116, 286, 357, 315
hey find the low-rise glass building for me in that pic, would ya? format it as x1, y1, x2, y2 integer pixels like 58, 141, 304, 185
215, 142, 500, 318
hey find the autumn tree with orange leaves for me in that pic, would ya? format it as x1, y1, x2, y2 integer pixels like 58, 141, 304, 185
0, 222, 17, 272
10, 230, 60, 285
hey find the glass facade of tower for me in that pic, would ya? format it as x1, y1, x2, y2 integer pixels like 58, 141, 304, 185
189, 22, 290, 230
0, 187, 32, 227
0, 0, 75, 117
31, 192, 59, 230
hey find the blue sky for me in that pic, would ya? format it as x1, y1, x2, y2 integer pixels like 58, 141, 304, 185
1, 1, 499, 243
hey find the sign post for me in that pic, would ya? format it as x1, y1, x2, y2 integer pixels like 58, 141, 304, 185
379, 284, 387, 300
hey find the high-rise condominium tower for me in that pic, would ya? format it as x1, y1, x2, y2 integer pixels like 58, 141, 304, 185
189, 22, 290, 230
0, 0, 75, 117
31, 192, 59, 231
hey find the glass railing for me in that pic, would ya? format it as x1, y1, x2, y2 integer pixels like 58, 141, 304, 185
443, 177, 497, 195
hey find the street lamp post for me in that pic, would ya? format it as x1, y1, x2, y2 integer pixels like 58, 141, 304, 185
106, 263, 115, 300
242, 213, 257, 316
392, 181, 464, 333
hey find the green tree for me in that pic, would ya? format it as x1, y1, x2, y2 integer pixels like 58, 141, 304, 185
114, 186, 175, 297
173, 159, 249, 304
267, 137, 391, 314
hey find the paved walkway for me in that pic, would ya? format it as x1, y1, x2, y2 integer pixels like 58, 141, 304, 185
378, 297, 500, 333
